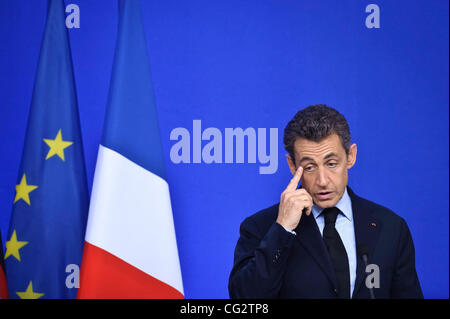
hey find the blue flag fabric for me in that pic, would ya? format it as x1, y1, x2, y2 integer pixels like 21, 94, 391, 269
5, 0, 89, 299
102, 0, 166, 180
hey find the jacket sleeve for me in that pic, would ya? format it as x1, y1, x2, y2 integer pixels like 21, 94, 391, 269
390, 218, 423, 298
228, 216, 296, 298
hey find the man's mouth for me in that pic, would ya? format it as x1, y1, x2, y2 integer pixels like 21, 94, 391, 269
316, 191, 333, 200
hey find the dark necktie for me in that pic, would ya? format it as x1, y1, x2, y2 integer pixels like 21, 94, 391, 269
322, 207, 350, 299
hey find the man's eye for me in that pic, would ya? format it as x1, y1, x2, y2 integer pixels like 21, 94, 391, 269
328, 162, 337, 168
305, 166, 314, 171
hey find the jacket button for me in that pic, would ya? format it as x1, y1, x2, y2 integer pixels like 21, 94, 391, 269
334, 288, 338, 294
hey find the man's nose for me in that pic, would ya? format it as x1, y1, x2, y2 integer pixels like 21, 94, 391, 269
316, 168, 328, 187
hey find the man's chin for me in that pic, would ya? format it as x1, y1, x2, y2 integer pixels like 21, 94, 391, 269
314, 197, 339, 209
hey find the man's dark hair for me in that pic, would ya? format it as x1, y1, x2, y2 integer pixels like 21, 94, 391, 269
283, 104, 351, 161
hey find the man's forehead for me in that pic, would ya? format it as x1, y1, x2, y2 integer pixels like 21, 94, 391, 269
293, 134, 344, 160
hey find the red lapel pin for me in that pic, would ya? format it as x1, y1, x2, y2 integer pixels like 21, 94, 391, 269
370, 222, 377, 227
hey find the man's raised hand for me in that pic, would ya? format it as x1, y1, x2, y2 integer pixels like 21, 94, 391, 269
276, 166, 313, 231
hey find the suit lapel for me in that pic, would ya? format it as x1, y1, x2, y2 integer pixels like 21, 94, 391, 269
294, 212, 338, 289
348, 187, 381, 298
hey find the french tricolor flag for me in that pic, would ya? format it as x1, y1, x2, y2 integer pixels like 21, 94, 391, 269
77, 0, 184, 298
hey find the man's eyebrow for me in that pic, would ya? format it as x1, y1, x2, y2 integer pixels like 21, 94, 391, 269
298, 152, 339, 164
298, 156, 315, 164
323, 152, 339, 160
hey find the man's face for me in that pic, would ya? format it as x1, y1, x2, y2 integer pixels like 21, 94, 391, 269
287, 133, 357, 209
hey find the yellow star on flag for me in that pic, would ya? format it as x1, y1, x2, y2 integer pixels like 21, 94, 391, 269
14, 174, 38, 205
16, 281, 44, 299
43, 129, 73, 161
4, 230, 28, 261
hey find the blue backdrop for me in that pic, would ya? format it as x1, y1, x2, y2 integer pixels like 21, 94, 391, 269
0, 0, 448, 298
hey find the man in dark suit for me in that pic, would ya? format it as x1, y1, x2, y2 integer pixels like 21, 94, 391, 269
228, 104, 423, 299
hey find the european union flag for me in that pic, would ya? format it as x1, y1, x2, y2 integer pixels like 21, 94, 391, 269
4, 0, 88, 299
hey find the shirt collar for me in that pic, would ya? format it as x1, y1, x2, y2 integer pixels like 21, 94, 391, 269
312, 187, 353, 221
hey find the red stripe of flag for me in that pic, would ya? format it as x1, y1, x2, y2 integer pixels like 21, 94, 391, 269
0, 267, 7, 299
77, 242, 183, 299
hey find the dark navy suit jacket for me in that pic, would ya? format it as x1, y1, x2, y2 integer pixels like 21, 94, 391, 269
228, 186, 423, 298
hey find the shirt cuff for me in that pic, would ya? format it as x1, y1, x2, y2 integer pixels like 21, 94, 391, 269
280, 224, 296, 235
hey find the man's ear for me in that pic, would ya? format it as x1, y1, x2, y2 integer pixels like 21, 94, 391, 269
286, 154, 297, 175
346, 143, 357, 169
